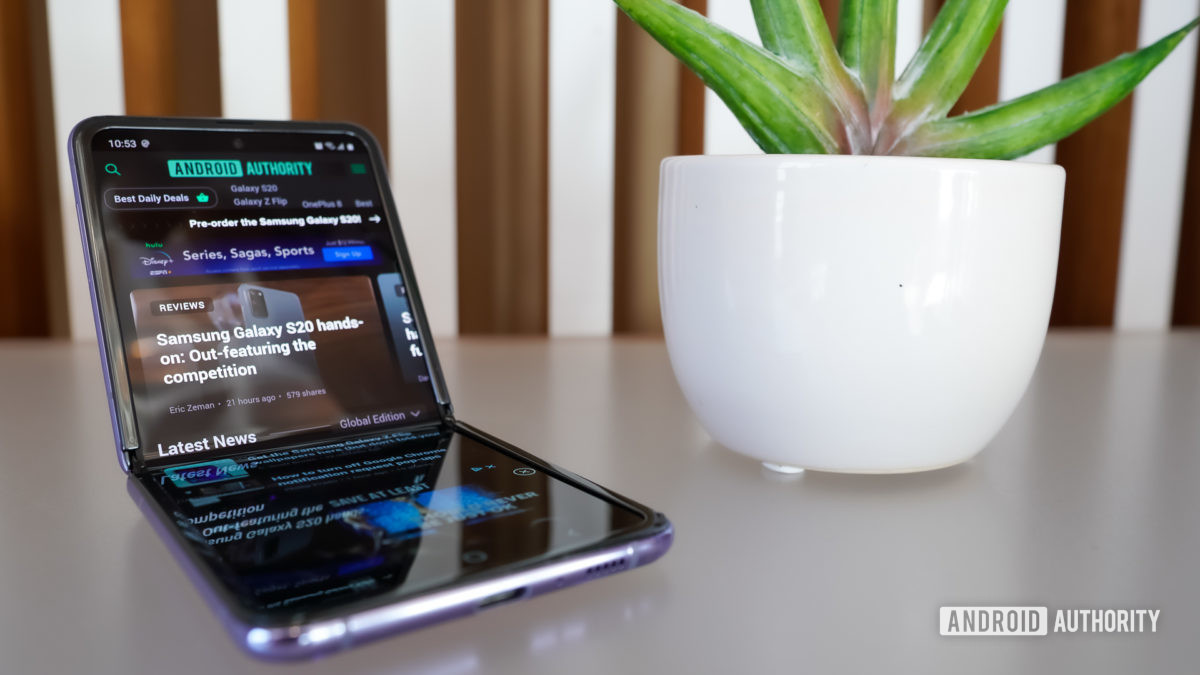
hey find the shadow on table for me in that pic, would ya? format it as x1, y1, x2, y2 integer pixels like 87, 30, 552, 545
702, 438, 979, 499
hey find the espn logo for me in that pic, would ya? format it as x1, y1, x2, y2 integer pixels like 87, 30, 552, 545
940, 606, 1048, 636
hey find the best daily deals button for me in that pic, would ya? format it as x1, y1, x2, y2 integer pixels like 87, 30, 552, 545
104, 187, 218, 210
321, 245, 373, 262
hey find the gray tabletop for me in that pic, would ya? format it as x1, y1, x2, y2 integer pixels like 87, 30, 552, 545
1, 333, 1198, 673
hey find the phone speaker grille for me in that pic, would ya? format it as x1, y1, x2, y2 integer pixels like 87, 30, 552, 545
584, 557, 628, 579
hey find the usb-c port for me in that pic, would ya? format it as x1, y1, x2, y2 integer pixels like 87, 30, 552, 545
477, 588, 527, 610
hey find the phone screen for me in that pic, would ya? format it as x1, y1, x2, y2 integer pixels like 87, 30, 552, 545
85, 127, 438, 466
142, 429, 645, 619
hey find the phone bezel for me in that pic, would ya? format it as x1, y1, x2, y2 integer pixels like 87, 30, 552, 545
69, 116, 455, 474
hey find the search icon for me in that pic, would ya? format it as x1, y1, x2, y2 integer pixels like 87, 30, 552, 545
104, 163, 120, 176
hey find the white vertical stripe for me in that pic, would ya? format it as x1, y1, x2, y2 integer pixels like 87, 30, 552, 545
46, 0, 125, 340
218, 0, 290, 119
1115, 0, 1200, 331
704, 0, 762, 155
894, 0, 924, 79
548, 0, 616, 336
387, 0, 458, 336
998, 0, 1067, 163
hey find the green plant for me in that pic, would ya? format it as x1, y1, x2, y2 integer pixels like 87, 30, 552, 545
613, 0, 1198, 158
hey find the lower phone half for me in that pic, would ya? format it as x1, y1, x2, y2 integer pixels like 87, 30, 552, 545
128, 422, 673, 659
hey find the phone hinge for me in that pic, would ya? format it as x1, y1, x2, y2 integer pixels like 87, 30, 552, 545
123, 448, 142, 475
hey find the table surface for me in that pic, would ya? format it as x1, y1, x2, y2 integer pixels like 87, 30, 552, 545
1, 333, 1198, 673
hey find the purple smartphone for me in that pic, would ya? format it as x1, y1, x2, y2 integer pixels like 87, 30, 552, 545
70, 117, 672, 659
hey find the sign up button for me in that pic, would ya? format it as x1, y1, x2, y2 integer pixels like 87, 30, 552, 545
321, 246, 373, 262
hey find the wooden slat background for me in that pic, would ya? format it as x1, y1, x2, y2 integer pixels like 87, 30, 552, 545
1175, 22, 1200, 326
27, 0, 68, 338
455, 0, 549, 334
1052, 0, 1142, 327
0, 0, 51, 336
289, 0, 389, 154
120, 0, 222, 117
2, 0, 1198, 338
612, 0, 706, 334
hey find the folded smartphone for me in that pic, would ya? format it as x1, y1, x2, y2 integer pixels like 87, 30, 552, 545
69, 117, 672, 660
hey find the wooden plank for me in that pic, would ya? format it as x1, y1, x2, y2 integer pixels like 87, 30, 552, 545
0, 0, 50, 336
28, 0, 68, 337
612, 0, 706, 334
1173, 12, 1200, 325
288, 0, 388, 153
613, 9, 681, 334
676, 0, 707, 156
819, 0, 839, 39
119, 0, 222, 116
455, 0, 549, 334
1051, 0, 1141, 326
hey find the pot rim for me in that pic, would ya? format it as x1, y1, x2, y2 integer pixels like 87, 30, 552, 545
661, 153, 1063, 176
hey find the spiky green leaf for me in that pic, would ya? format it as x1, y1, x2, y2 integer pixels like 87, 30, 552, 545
750, 0, 870, 150
896, 18, 1199, 159
837, 0, 897, 119
878, 0, 1007, 152
750, 0, 828, 69
613, 0, 843, 153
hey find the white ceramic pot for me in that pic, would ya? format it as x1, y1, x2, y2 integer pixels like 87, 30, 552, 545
659, 155, 1065, 473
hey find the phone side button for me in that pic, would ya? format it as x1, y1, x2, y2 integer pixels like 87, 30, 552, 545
476, 587, 528, 611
